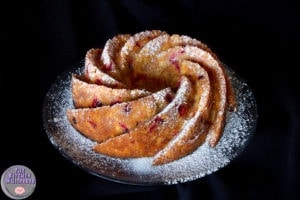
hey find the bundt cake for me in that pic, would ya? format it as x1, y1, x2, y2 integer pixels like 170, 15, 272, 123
66, 30, 236, 165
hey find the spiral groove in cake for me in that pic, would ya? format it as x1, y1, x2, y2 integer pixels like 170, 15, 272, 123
66, 30, 236, 165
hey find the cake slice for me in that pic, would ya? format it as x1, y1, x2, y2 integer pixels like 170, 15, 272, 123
100, 34, 130, 81
93, 76, 193, 158
71, 75, 150, 108
84, 48, 125, 88
170, 45, 228, 147
153, 61, 212, 165
67, 88, 174, 143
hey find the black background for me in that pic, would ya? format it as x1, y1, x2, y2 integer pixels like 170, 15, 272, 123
1, 0, 299, 199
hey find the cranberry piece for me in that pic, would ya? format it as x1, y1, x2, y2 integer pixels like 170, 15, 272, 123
120, 123, 129, 133
149, 117, 164, 132
95, 79, 103, 85
169, 54, 180, 72
92, 98, 102, 107
124, 103, 132, 113
103, 62, 113, 71
178, 104, 188, 117
88, 120, 97, 128
165, 93, 174, 103
135, 41, 141, 47
72, 117, 77, 124
198, 75, 204, 80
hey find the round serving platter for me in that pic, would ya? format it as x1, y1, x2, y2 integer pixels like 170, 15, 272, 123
43, 64, 257, 185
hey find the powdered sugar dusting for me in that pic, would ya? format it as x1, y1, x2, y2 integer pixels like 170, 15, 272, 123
138, 34, 169, 57
43, 64, 257, 185
119, 30, 163, 68
85, 59, 124, 87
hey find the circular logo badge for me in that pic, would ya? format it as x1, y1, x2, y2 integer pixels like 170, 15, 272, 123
1, 165, 36, 199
